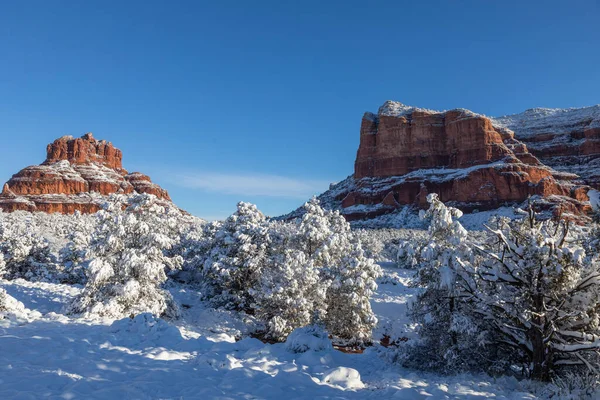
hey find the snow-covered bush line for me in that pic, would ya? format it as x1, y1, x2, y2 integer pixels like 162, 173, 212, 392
354, 228, 425, 262
190, 199, 381, 345
5, 188, 600, 387
1, 196, 382, 345
0, 209, 96, 283
404, 194, 600, 383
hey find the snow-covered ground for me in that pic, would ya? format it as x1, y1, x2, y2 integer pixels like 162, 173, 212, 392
0, 265, 545, 399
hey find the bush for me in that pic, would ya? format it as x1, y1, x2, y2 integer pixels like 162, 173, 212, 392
285, 324, 332, 353
190, 198, 381, 344
407, 195, 600, 382
68, 194, 184, 319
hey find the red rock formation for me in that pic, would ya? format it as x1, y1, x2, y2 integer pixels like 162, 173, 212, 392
44, 133, 124, 171
342, 101, 591, 220
492, 105, 600, 189
125, 172, 170, 199
0, 133, 171, 214
355, 109, 523, 179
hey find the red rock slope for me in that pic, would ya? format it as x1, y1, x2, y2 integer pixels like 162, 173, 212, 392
491, 105, 600, 189
0, 133, 170, 213
334, 101, 591, 221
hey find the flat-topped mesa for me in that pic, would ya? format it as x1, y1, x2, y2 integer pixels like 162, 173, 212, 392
355, 101, 533, 179
342, 101, 591, 220
0, 133, 171, 214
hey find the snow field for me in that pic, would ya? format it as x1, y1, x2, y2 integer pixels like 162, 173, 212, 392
0, 268, 542, 399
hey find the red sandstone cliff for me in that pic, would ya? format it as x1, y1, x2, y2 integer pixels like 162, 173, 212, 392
0, 133, 171, 214
341, 101, 591, 220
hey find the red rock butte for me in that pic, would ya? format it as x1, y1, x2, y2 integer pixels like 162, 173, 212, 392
0, 133, 171, 213
340, 101, 593, 220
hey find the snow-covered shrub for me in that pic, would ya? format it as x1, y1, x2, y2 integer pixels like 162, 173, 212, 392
58, 213, 97, 284
0, 287, 27, 320
201, 202, 271, 310
405, 194, 489, 373
395, 199, 464, 270
285, 324, 332, 353
299, 198, 381, 345
408, 196, 600, 381
190, 199, 380, 344
354, 228, 421, 263
397, 239, 422, 269
0, 217, 60, 282
353, 229, 384, 261
109, 312, 183, 346
543, 371, 600, 399
68, 194, 183, 319
198, 203, 329, 341
0, 210, 99, 283
323, 243, 380, 345
171, 219, 210, 282
469, 206, 600, 381
251, 246, 328, 341
0, 249, 5, 278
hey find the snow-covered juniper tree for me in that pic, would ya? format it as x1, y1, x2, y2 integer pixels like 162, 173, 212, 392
171, 219, 210, 281
0, 213, 60, 282
68, 194, 183, 319
201, 202, 271, 310
193, 199, 380, 344
298, 198, 381, 345
324, 242, 380, 345
470, 206, 600, 381
405, 193, 488, 373
408, 196, 600, 380
250, 247, 328, 341
58, 212, 97, 285
0, 288, 21, 314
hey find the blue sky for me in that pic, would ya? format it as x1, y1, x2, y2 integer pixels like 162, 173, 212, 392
1, 1, 599, 220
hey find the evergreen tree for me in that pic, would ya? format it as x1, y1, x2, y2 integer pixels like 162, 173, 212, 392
68, 194, 182, 319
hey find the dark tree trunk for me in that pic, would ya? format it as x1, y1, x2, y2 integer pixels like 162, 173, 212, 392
529, 294, 552, 381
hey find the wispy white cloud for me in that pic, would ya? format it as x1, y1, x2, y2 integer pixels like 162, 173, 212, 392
175, 171, 332, 199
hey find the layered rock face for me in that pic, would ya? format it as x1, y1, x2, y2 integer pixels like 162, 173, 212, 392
0, 133, 171, 213
340, 101, 591, 220
492, 105, 600, 188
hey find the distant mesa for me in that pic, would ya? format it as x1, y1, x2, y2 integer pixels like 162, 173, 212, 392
303, 101, 598, 222
0, 133, 171, 213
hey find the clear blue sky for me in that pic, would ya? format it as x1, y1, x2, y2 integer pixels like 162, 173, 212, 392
1, 1, 599, 220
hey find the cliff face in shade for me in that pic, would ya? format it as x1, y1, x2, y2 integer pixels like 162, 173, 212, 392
491, 105, 600, 189
0, 133, 171, 214
303, 101, 593, 223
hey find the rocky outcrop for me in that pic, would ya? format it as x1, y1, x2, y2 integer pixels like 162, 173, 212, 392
340, 101, 592, 221
491, 105, 600, 189
0, 133, 171, 214
356, 102, 541, 178
124, 172, 170, 199
44, 133, 125, 171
